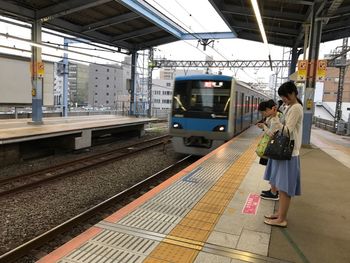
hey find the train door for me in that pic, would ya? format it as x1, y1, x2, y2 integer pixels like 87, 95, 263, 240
240, 93, 244, 131
234, 91, 238, 134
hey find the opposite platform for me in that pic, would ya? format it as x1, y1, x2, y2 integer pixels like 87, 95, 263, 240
0, 115, 154, 144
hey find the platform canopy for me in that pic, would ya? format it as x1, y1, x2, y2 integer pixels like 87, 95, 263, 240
0, 0, 235, 52
209, 0, 350, 48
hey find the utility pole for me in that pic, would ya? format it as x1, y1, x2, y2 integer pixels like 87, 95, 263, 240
148, 48, 154, 118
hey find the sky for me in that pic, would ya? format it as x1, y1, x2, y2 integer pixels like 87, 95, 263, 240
0, 0, 345, 85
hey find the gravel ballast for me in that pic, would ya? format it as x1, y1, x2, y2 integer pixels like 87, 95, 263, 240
0, 129, 186, 256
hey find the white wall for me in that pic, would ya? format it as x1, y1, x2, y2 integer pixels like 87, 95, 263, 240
0, 56, 54, 106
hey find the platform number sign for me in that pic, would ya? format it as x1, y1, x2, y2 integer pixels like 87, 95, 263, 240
317, 60, 327, 81
297, 60, 307, 81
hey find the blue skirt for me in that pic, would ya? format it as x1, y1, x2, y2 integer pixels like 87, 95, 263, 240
264, 156, 301, 196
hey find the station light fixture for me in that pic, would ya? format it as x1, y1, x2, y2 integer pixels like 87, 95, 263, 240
250, 0, 272, 67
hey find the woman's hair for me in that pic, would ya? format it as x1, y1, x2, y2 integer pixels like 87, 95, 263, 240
258, 99, 276, 111
278, 100, 283, 107
278, 81, 303, 105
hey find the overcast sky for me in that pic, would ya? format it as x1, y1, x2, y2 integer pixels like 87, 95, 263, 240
0, 0, 344, 84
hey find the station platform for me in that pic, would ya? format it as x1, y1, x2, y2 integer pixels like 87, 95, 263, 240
0, 115, 154, 166
37, 126, 350, 263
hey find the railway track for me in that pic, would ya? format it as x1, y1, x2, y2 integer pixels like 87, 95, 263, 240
0, 155, 192, 263
0, 135, 171, 197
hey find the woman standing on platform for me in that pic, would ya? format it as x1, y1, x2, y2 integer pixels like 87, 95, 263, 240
263, 81, 303, 227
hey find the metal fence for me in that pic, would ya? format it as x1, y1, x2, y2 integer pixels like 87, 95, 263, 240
313, 117, 349, 135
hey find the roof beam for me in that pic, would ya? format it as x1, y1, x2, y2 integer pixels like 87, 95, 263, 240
137, 36, 178, 49
267, 0, 314, 5
222, 3, 306, 23
293, 1, 327, 48
37, 0, 112, 21
112, 26, 162, 42
231, 20, 299, 37
45, 18, 133, 50
117, 0, 183, 39
0, 0, 34, 20
181, 32, 236, 40
82, 12, 140, 33
322, 28, 350, 43
238, 31, 294, 47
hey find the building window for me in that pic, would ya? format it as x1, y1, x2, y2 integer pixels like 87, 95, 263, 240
106, 93, 109, 96
107, 77, 109, 80
95, 85, 98, 87
107, 69, 109, 72
95, 100, 97, 103
107, 84, 109, 88
106, 100, 109, 104
166, 82, 171, 87
95, 77, 98, 79
95, 92, 98, 95
95, 69, 98, 72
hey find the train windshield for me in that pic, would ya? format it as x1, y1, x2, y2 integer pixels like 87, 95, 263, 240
173, 79, 231, 118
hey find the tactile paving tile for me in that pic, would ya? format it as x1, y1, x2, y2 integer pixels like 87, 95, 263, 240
145, 135, 261, 262
59, 229, 158, 263
58, 129, 261, 263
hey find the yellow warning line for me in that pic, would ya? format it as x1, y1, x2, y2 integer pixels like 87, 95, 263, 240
144, 137, 260, 263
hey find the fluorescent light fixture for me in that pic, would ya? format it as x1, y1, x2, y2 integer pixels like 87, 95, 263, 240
250, 0, 269, 53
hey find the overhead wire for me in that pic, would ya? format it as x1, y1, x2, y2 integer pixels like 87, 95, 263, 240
147, 0, 261, 83
0, 44, 151, 72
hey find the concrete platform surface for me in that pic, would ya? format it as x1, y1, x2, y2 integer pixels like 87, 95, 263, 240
269, 128, 350, 263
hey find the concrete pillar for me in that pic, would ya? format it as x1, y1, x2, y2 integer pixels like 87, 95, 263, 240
130, 51, 137, 115
31, 20, 43, 124
302, 4, 323, 145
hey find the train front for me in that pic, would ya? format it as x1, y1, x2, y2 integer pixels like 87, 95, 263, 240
170, 75, 234, 155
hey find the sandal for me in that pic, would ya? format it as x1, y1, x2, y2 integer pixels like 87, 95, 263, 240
264, 214, 278, 219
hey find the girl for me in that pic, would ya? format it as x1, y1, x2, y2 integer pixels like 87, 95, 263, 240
257, 100, 281, 201
264, 81, 303, 227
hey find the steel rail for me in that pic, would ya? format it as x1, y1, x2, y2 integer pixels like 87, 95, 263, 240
0, 135, 171, 197
0, 155, 192, 263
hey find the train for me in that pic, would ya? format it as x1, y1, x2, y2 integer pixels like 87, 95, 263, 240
169, 74, 269, 155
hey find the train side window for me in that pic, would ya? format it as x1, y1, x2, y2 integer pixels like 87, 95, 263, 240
245, 96, 250, 113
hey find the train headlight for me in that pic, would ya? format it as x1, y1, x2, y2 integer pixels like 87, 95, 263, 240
213, 125, 226, 132
173, 123, 182, 129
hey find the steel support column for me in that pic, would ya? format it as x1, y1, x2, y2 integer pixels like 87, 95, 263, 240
130, 51, 137, 115
62, 38, 69, 117
334, 37, 348, 129
147, 48, 154, 118
31, 20, 43, 124
302, 4, 323, 145
289, 47, 303, 76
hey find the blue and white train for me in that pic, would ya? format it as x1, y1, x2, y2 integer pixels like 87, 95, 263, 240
170, 74, 268, 155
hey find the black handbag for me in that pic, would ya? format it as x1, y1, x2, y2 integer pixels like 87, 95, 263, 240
263, 126, 294, 160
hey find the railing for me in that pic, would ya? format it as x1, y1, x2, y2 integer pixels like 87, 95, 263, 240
313, 117, 336, 132
313, 117, 349, 135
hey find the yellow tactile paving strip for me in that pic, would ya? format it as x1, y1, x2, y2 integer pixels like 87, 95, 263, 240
144, 137, 260, 263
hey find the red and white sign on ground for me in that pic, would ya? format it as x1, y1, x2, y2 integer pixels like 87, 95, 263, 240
242, 193, 261, 215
